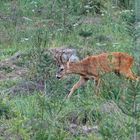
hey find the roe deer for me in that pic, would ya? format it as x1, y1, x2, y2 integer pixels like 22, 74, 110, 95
55, 51, 138, 98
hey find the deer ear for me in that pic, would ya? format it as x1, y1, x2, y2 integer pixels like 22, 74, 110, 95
69, 55, 79, 62
62, 53, 69, 62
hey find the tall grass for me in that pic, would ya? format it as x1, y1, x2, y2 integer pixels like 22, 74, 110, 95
0, 0, 140, 140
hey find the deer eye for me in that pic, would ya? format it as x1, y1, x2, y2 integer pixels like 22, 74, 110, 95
60, 68, 64, 71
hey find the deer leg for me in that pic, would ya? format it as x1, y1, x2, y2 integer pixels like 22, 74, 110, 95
95, 77, 101, 96
67, 76, 88, 99
120, 69, 138, 80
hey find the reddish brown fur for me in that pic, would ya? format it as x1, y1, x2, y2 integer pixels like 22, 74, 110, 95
56, 52, 138, 98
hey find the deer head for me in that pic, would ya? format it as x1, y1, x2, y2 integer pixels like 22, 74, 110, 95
53, 48, 79, 79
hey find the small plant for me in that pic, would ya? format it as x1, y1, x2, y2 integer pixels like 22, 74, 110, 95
0, 97, 11, 118
116, 80, 140, 140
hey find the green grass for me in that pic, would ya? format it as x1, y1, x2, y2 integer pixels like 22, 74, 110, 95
0, 0, 140, 140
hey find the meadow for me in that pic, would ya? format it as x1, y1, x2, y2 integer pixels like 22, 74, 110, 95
0, 0, 140, 139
